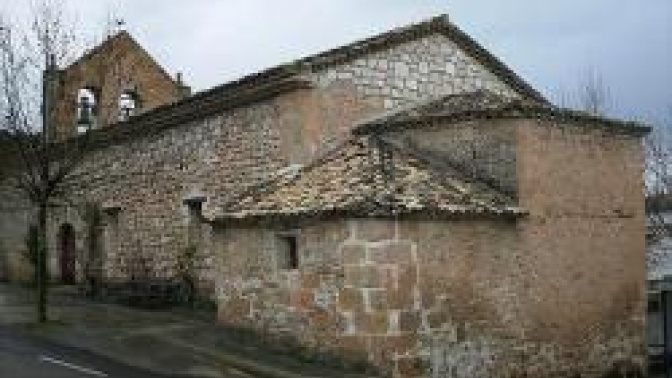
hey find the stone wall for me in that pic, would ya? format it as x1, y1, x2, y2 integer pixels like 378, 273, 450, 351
54, 98, 290, 288
1, 31, 519, 290
272, 83, 384, 165
2, 95, 296, 286
45, 77, 380, 287
385, 119, 518, 196
214, 211, 645, 378
276, 34, 520, 164
0, 180, 32, 282
214, 219, 430, 377
513, 119, 647, 376
212, 117, 647, 378
313, 34, 519, 111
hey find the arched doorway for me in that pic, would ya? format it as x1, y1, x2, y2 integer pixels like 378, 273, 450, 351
59, 224, 76, 284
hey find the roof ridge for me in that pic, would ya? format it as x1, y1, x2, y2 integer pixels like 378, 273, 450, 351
354, 89, 511, 131
355, 92, 649, 135
293, 14, 448, 68
67, 30, 129, 69
169, 14, 453, 115
64, 30, 179, 88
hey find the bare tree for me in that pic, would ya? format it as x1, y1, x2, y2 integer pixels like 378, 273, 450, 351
553, 66, 612, 115
577, 66, 611, 115
646, 108, 672, 242
0, 0, 92, 323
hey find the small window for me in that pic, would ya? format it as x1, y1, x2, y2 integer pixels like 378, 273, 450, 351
77, 87, 98, 132
184, 197, 206, 245
186, 200, 203, 218
276, 234, 299, 270
649, 292, 661, 313
119, 90, 140, 121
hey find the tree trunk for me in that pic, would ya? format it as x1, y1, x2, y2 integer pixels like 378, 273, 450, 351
36, 202, 48, 323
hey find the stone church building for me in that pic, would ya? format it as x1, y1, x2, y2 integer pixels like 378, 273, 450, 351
0, 15, 650, 378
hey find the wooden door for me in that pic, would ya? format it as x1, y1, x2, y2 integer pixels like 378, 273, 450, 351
59, 224, 76, 284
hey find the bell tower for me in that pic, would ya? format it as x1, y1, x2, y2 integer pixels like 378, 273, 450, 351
49, 31, 188, 140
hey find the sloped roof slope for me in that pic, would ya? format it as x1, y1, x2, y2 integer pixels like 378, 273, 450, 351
66, 30, 178, 86
355, 90, 650, 135
214, 136, 525, 224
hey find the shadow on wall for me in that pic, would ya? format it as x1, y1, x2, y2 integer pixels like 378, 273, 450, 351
204, 322, 379, 377
0, 233, 37, 284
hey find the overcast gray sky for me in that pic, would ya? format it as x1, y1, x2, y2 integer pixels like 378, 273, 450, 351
2, 0, 671, 124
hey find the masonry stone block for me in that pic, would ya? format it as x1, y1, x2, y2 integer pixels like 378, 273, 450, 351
342, 243, 366, 264
339, 287, 364, 311
300, 271, 321, 289
425, 310, 449, 330
356, 311, 389, 335
338, 335, 369, 358
398, 310, 422, 333
396, 356, 428, 378
368, 241, 414, 264
366, 289, 388, 312
396, 264, 417, 289
388, 287, 416, 310
345, 264, 380, 288
355, 220, 396, 242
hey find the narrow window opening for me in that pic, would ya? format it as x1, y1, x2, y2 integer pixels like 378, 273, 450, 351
183, 196, 206, 247
649, 292, 661, 313
77, 87, 98, 133
119, 90, 140, 121
276, 234, 299, 270
187, 201, 203, 219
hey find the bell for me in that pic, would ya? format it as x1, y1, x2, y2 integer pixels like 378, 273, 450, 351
77, 96, 93, 126
119, 105, 133, 121
118, 91, 138, 121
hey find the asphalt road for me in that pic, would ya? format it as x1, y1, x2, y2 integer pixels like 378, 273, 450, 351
0, 325, 189, 378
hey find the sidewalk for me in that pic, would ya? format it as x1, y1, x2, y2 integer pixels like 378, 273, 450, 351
0, 284, 379, 378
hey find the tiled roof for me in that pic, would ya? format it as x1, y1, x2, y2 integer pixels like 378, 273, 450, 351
213, 136, 525, 223
355, 90, 650, 135
361, 90, 519, 124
